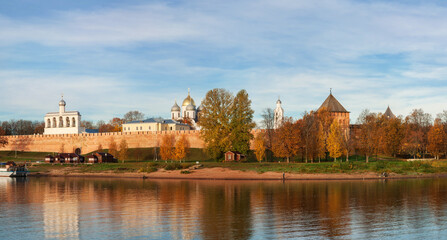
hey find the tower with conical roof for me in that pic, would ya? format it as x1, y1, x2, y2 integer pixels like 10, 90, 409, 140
318, 89, 350, 131
274, 97, 284, 129
384, 106, 396, 119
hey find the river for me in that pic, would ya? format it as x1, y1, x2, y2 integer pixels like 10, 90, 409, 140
0, 177, 446, 239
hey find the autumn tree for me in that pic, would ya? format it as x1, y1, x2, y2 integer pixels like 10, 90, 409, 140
174, 134, 190, 162
357, 110, 381, 163
118, 139, 129, 163
108, 138, 118, 157
81, 120, 95, 129
381, 116, 404, 157
253, 133, 266, 162
327, 119, 343, 162
198, 89, 234, 159
97, 144, 103, 152
0, 127, 8, 148
316, 122, 326, 163
301, 111, 318, 163
229, 90, 256, 154
342, 129, 353, 162
403, 109, 432, 159
272, 118, 301, 163
124, 111, 145, 123
428, 119, 446, 160
261, 108, 275, 160
160, 134, 175, 161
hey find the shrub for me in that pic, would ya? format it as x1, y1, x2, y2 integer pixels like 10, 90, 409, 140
180, 170, 191, 174
374, 161, 388, 171
164, 162, 182, 170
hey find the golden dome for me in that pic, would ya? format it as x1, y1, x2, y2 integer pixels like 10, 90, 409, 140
182, 90, 195, 107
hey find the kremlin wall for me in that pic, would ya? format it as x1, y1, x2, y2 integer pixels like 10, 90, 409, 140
0, 129, 265, 154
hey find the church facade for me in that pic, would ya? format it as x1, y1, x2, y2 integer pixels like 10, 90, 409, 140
43, 97, 85, 135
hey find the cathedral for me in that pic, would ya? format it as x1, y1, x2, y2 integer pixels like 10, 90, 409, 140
43, 97, 85, 135
171, 89, 202, 128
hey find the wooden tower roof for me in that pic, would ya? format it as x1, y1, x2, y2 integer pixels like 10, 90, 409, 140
384, 106, 396, 119
318, 93, 349, 113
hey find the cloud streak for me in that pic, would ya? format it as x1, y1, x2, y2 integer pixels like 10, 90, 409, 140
1, 0, 447, 124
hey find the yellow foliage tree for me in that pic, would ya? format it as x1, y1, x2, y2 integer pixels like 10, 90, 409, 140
108, 138, 118, 157
174, 134, 190, 162
160, 134, 175, 161
327, 119, 343, 162
118, 139, 128, 163
253, 133, 266, 162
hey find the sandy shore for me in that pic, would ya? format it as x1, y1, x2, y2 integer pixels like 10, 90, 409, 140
28, 167, 447, 180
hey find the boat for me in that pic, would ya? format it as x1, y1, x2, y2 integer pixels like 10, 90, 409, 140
0, 161, 28, 177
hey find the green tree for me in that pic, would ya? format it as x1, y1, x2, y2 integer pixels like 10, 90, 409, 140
327, 119, 343, 162
198, 89, 234, 159
230, 90, 256, 154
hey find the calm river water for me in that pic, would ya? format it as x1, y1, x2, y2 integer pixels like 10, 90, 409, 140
1, 177, 447, 239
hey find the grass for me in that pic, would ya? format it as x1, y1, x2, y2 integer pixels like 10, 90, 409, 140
5, 150, 447, 176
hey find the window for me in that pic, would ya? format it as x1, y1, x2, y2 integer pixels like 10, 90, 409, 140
140, 126, 142, 130
170, 127, 172, 130
149, 126, 151, 130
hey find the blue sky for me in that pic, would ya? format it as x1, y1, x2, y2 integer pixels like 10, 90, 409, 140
1, 0, 447, 124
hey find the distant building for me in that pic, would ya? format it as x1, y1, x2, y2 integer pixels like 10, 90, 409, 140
122, 118, 191, 132
86, 152, 117, 163
318, 90, 350, 132
43, 96, 85, 135
384, 106, 396, 119
170, 89, 202, 129
225, 151, 245, 162
273, 98, 284, 129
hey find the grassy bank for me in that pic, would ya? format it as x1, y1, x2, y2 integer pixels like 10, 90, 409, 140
25, 159, 447, 176
3, 150, 447, 176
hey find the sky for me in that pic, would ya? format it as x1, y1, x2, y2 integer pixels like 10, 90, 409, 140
1, 0, 447, 125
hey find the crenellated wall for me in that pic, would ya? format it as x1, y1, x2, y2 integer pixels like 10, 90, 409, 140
0, 130, 265, 154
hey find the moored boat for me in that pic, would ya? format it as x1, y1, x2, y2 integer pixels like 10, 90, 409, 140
0, 162, 28, 177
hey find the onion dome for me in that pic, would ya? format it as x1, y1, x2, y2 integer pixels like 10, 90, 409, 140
59, 97, 66, 106
182, 89, 196, 107
171, 101, 180, 112
186, 103, 195, 111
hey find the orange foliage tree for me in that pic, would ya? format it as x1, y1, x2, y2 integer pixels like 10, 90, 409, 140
272, 118, 301, 163
253, 133, 266, 162
428, 119, 446, 160
174, 134, 190, 162
160, 134, 175, 161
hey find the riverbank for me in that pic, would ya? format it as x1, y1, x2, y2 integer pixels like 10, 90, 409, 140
27, 164, 447, 180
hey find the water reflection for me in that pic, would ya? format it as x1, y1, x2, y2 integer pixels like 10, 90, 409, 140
0, 178, 447, 239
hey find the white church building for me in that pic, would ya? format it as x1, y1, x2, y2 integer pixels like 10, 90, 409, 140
43, 97, 85, 135
273, 98, 284, 129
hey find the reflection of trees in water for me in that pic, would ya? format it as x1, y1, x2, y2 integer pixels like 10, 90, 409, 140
2, 178, 447, 239
199, 183, 253, 239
